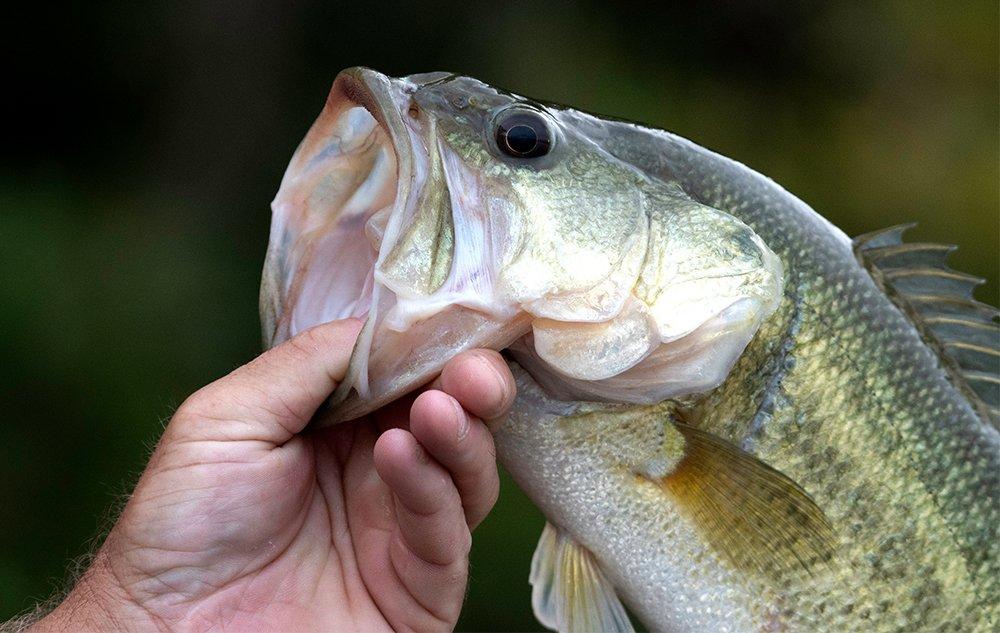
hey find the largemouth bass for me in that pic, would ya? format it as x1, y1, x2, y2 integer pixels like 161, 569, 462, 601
260, 68, 999, 632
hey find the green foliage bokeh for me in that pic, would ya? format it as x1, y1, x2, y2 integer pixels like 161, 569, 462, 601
3, 2, 997, 630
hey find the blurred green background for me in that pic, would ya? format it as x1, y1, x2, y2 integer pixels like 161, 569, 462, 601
3, 1, 997, 629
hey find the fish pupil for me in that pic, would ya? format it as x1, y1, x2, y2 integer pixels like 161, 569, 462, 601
506, 125, 538, 154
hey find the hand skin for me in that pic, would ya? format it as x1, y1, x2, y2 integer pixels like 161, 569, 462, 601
32, 318, 515, 632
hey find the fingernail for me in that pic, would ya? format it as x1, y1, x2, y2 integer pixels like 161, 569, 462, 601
476, 353, 512, 417
454, 398, 470, 441
413, 439, 430, 464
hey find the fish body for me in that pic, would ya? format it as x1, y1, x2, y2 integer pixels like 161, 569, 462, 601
260, 68, 999, 631
495, 130, 999, 631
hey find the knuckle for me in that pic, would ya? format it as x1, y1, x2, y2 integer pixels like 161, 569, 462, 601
453, 526, 473, 557
175, 385, 218, 421
474, 468, 501, 509
287, 326, 326, 357
481, 426, 498, 460
486, 473, 500, 507
468, 480, 499, 528
167, 385, 230, 440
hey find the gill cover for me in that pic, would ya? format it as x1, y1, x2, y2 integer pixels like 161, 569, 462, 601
510, 185, 783, 404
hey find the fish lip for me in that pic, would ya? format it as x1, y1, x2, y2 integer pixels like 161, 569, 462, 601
333, 67, 414, 198
267, 68, 509, 427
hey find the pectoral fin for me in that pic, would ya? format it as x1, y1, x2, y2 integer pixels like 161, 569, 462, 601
656, 423, 837, 582
530, 522, 635, 633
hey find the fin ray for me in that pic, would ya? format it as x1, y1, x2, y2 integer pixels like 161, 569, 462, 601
529, 522, 635, 633
853, 223, 999, 427
655, 423, 838, 582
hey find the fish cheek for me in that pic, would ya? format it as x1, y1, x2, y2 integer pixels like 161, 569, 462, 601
499, 160, 649, 323
512, 185, 785, 404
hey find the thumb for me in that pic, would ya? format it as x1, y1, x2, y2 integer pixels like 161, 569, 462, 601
171, 318, 363, 444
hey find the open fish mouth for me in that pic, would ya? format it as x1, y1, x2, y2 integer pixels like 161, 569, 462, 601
261, 69, 401, 347
260, 68, 532, 423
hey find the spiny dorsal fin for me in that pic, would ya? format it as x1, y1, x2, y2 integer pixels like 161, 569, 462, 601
853, 224, 1000, 426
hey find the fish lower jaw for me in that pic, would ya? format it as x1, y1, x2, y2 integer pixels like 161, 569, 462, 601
321, 291, 770, 423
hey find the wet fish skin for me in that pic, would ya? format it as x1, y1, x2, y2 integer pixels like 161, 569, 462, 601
494, 113, 999, 630
409, 73, 999, 629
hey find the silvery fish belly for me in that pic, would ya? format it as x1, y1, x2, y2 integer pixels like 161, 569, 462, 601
260, 68, 999, 632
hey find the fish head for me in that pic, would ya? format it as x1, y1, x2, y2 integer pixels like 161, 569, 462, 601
260, 68, 784, 422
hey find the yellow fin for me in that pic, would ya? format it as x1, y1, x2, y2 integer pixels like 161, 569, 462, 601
529, 522, 635, 633
657, 423, 837, 582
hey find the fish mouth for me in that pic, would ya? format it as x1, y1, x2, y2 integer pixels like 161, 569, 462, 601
261, 68, 531, 424
261, 68, 406, 352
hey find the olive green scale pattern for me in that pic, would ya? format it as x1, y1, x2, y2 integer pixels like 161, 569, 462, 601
605, 129, 1000, 631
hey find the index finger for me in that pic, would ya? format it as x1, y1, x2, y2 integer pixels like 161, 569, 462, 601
431, 350, 516, 420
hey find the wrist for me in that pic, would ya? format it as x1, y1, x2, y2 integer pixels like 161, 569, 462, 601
32, 551, 158, 633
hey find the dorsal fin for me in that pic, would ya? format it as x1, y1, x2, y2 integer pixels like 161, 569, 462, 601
853, 224, 999, 427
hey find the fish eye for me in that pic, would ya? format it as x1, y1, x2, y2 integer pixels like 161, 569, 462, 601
494, 108, 552, 159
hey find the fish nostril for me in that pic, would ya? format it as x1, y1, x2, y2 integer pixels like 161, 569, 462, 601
407, 104, 420, 119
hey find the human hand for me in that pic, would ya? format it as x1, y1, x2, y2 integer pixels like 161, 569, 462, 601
34, 318, 515, 632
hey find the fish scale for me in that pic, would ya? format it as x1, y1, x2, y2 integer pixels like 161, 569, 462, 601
494, 108, 998, 630
602, 127, 999, 628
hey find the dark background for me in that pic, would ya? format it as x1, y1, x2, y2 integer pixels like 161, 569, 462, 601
3, 1, 997, 629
